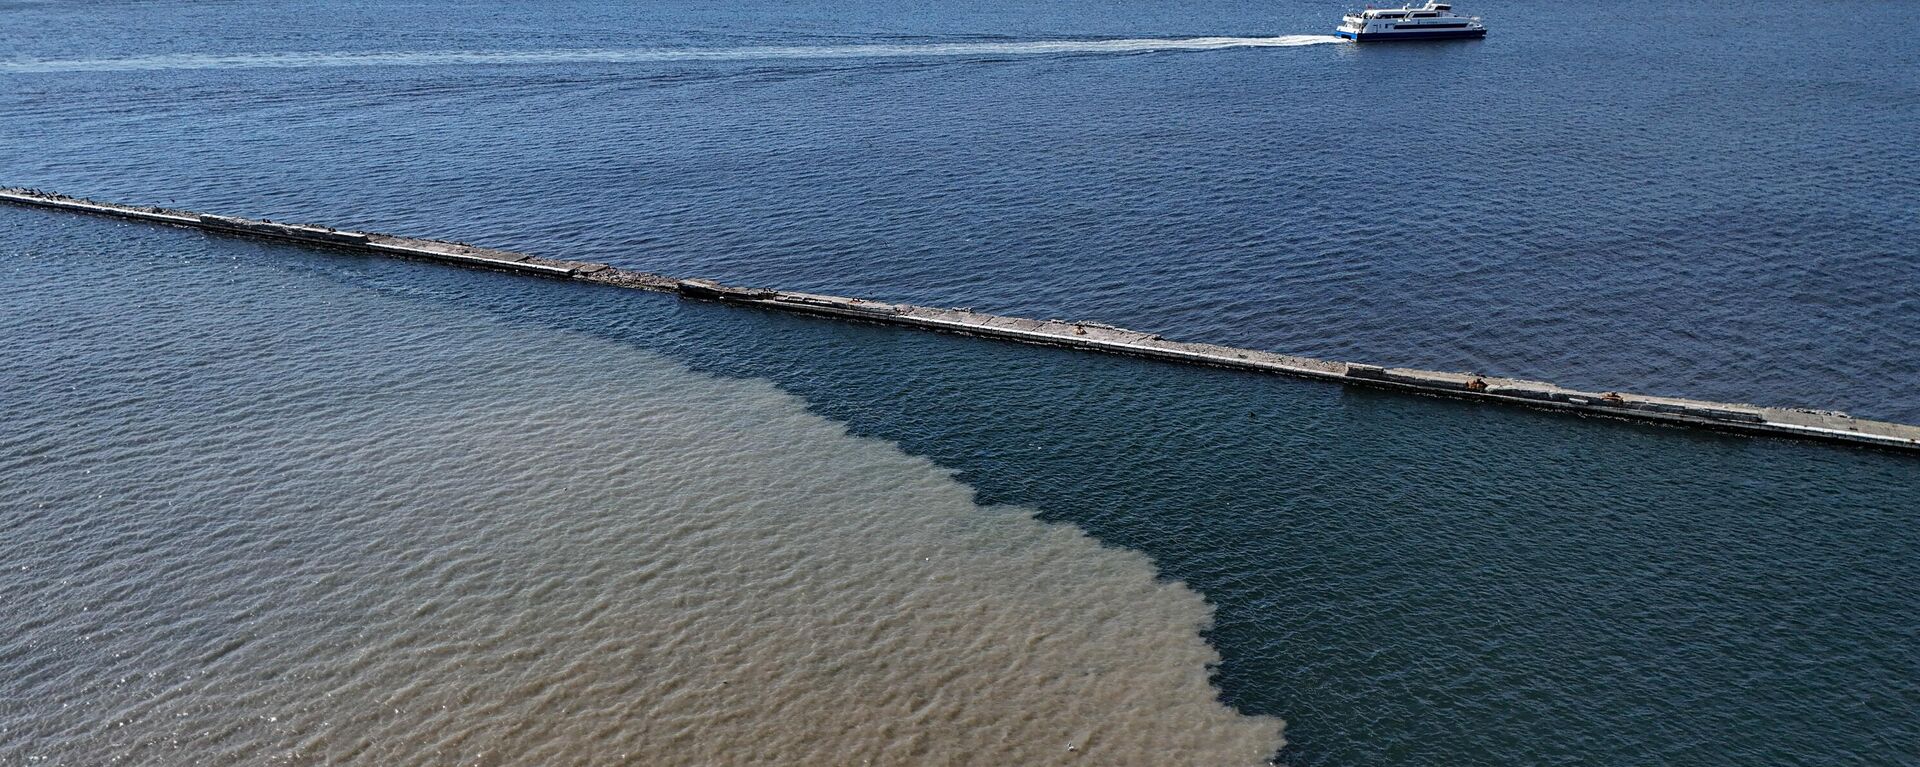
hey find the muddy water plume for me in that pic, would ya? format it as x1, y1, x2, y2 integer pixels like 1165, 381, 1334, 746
0, 235, 1282, 765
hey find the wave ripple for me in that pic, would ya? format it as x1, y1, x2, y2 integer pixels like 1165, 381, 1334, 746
0, 234, 1284, 765
0, 36, 1340, 73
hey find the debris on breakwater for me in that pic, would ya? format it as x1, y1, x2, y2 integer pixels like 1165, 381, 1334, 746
5, 186, 1915, 453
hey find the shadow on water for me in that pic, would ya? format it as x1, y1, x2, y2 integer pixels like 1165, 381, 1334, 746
236, 238, 1920, 767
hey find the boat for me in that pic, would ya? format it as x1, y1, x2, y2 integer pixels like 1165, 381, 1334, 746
1336, 2, 1486, 42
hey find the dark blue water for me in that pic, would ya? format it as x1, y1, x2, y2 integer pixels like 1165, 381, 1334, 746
9, 210, 1915, 764
5, 0, 1918, 764
5, 0, 1916, 421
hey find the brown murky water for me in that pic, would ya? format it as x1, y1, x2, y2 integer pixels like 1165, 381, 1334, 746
0, 238, 1282, 765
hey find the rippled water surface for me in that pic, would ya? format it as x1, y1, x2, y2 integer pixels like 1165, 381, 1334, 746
3, 0, 1917, 764
4, 0, 1916, 420
0, 225, 1283, 765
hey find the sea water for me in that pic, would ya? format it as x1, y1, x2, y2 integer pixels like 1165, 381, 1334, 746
2, 0, 1915, 764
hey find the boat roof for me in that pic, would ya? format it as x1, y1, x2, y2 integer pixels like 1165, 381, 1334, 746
1355, 2, 1454, 16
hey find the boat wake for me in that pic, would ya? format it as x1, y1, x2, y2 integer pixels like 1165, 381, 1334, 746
0, 36, 1341, 73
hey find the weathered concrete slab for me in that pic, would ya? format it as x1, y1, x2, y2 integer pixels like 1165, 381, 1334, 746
6, 186, 1916, 454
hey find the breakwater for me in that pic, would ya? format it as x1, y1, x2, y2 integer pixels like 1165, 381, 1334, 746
6, 187, 1916, 453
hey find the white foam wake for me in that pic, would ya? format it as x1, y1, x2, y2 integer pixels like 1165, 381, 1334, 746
0, 36, 1341, 73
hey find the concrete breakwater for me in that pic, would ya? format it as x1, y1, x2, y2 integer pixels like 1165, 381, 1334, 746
6, 187, 1917, 453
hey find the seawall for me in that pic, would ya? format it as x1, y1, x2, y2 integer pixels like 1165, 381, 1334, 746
6, 187, 1915, 453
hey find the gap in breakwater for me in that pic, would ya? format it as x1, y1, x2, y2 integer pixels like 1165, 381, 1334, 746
4, 187, 1915, 453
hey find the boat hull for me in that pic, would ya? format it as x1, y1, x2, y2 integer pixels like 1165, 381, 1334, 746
1337, 28, 1486, 41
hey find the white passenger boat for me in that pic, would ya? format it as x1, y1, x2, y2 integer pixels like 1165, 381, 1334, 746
1336, 2, 1486, 41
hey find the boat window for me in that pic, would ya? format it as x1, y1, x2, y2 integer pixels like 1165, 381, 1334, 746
1411, 12, 1438, 17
